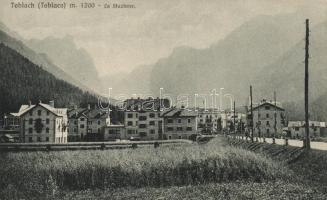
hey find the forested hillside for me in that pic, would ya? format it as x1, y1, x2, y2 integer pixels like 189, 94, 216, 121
0, 43, 98, 115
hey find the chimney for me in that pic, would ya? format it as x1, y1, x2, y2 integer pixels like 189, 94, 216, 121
87, 104, 91, 110
28, 100, 32, 107
49, 100, 55, 108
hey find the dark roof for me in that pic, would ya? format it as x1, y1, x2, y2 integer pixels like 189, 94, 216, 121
124, 98, 170, 111
68, 108, 109, 119
252, 102, 284, 111
161, 108, 197, 117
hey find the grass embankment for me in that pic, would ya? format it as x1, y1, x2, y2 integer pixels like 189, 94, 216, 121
228, 138, 327, 190
0, 138, 291, 199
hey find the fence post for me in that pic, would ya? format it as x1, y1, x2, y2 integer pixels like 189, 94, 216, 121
101, 143, 105, 150
285, 138, 288, 146
154, 141, 159, 148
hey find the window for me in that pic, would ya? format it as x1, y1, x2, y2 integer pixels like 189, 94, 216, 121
88, 121, 92, 125
46, 119, 50, 124
188, 118, 191, 123
128, 130, 135, 134
178, 119, 182, 123
266, 113, 269, 118
139, 116, 147, 121
46, 128, 49, 133
80, 124, 85, 128
295, 127, 299, 131
98, 128, 101, 133
29, 118, 33, 125
28, 128, 33, 134
149, 113, 155, 118
127, 121, 133, 126
46, 137, 49, 142
149, 121, 155, 126
127, 113, 133, 118
73, 128, 77, 132
266, 121, 270, 125
29, 111, 33, 116
167, 127, 174, 131
87, 129, 92, 133
139, 132, 147, 137
177, 127, 183, 131
98, 121, 101, 125
167, 119, 173, 123
258, 113, 261, 118
179, 136, 182, 139
74, 121, 77, 125
37, 137, 41, 142
38, 110, 42, 116
80, 118, 85, 121
186, 127, 192, 131
267, 129, 270, 134
47, 111, 50, 116
265, 106, 270, 110
139, 124, 147, 128
150, 129, 155, 134
29, 137, 33, 142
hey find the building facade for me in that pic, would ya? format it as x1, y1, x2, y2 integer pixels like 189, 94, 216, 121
249, 100, 286, 138
11, 102, 68, 143
197, 108, 221, 134
287, 121, 324, 139
161, 108, 197, 140
67, 106, 110, 141
123, 98, 168, 140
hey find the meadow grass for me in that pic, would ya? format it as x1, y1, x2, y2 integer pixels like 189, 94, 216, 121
0, 137, 292, 199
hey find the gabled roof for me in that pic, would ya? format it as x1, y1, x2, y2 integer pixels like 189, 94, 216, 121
68, 108, 109, 119
124, 98, 170, 111
161, 108, 197, 117
11, 103, 67, 117
252, 102, 284, 111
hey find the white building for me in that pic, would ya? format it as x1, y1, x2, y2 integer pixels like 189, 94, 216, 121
11, 101, 68, 143
197, 108, 221, 134
287, 121, 325, 139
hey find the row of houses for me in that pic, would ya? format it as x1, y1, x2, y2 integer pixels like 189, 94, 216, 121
1, 98, 326, 143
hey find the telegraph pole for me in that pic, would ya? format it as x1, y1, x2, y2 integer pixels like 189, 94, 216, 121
304, 19, 311, 149
273, 91, 277, 144
233, 101, 236, 138
250, 85, 254, 142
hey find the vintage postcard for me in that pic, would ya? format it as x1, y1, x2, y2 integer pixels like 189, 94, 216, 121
0, 0, 327, 199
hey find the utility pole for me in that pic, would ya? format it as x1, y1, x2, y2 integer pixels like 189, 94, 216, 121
273, 91, 277, 144
304, 19, 311, 149
233, 101, 236, 138
250, 85, 254, 142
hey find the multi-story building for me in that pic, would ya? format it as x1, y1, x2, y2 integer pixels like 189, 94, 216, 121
161, 108, 197, 139
11, 101, 68, 143
248, 99, 286, 138
103, 123, 125, 141
287, 121, 324, 139
123, 98, 169, 140
67, 106, 110, 141
197, 108, 221, 134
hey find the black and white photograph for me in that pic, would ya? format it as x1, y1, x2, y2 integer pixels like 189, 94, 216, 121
1, 0, 327, 199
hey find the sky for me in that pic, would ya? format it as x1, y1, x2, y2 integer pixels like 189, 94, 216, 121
1, 0, 327, 76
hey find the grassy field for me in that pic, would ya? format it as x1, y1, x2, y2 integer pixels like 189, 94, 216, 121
0, 137, 296, 199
